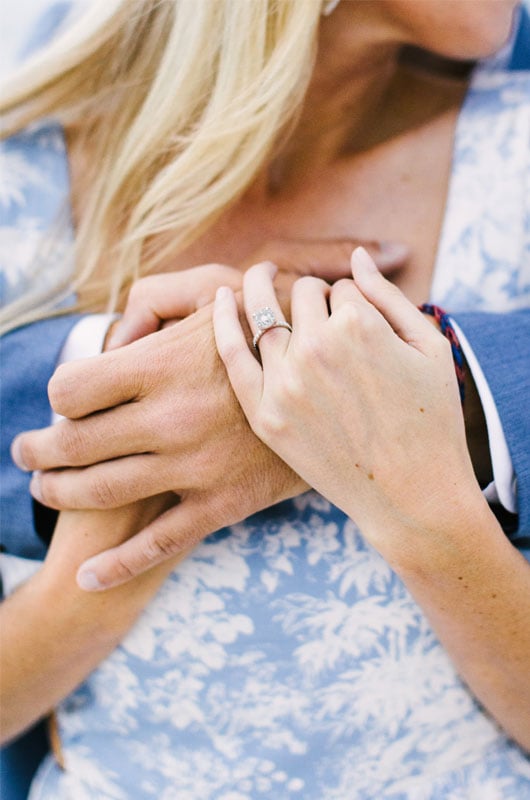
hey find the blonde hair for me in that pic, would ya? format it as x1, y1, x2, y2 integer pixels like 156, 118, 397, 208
0, 0, 322, 328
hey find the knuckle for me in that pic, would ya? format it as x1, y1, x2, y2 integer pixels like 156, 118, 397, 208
57, 421, 86, 463
333, 303, 361, 337
279, 370, 305, 404
358, 310, 380, 340
88, 474, 122, 509
127, 276, 153, 301
47, 364, 76, 415
126, 281, 141, 303
126, 276, 165, 314
112, 555, 137, 584
37, 473, 62, 509
174, 523, 210, 551
296, 333, 325, 363
144, 528, 181, 562
127, 353, 156, 398
256, 405, 288, 440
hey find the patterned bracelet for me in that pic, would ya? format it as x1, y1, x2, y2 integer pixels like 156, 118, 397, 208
418, 303, 466, 405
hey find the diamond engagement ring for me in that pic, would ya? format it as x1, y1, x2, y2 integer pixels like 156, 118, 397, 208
252, 307, 293, 351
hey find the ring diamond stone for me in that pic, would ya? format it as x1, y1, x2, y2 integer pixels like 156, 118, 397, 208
253, 307, 276, 330
252, 306, 292, 351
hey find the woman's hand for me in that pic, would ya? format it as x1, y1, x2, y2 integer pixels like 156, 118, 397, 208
214, 248, 530, 751
213, 247, 484, 553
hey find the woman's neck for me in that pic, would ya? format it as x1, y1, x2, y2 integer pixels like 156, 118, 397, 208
263, 2, 466, 194
262, 3, 401, 191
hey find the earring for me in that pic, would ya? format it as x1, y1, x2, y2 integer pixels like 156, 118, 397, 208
322, 0, 341, 15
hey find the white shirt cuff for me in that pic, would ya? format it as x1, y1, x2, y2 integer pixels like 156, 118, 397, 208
52, 314, 118, 424
451, 320, 517, 513
57, 313, 118, 364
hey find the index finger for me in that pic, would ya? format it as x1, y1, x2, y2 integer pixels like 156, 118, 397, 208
11, 400, 147, 473
47, 340, 145, 419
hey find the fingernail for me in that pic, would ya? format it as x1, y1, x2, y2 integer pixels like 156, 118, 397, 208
29, 471, 43, 503
76, 568, 103, 592
352, 246, 378, 273
215, 286, 232, 302
11, 437, 29, 471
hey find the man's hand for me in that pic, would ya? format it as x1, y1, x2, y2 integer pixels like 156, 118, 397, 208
13, 304, 307, 589
10, 237, 408, 590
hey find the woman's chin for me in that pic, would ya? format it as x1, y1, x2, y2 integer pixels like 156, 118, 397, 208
455, 17, 519, 61
392, 0, 519, 63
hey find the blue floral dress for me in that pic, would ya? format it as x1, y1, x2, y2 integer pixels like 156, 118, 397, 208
1, 5, 530, 800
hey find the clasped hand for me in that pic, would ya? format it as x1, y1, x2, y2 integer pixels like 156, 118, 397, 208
13, 239, 406, 589
12, 246, 481, 584
17, 237, 478, 584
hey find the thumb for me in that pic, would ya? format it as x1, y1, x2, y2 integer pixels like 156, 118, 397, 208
76, 497, 222, 590
107, 265, 242, 349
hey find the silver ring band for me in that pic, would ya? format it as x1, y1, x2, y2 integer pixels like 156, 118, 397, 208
253, 321, 292, 351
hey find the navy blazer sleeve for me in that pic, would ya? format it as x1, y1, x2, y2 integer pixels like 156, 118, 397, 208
452, 309, 530, 551
0, 314, 81, 560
